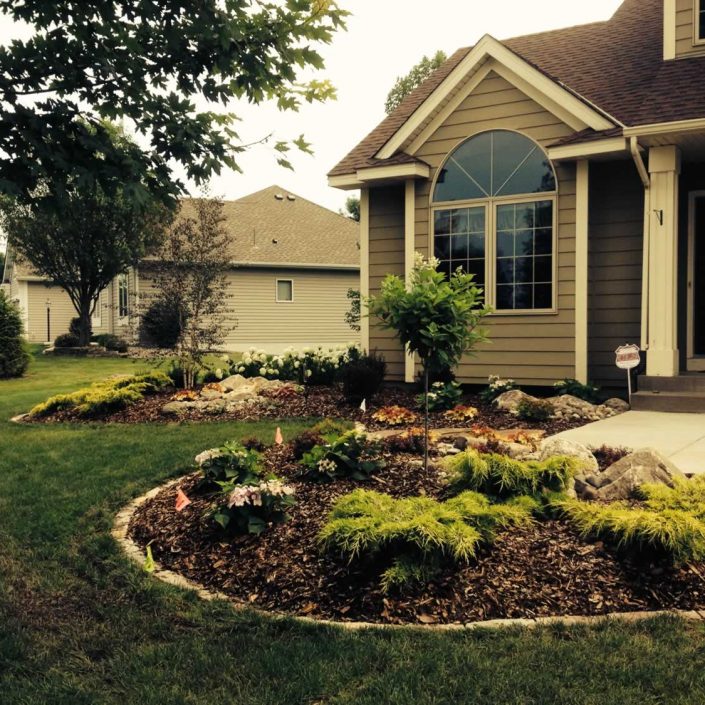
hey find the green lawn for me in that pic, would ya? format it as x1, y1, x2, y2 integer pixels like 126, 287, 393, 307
2, 353, 705, 704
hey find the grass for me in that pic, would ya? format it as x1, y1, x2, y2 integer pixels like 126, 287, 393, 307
2, 352, 705, 703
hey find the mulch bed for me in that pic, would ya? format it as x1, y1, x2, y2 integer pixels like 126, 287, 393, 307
29, 385, 587, 435
128, 443, 705, 626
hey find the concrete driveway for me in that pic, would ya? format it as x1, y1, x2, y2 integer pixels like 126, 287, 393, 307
556, 411, 705, 475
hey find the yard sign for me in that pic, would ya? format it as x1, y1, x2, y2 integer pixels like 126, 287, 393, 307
615, 344, 641, 404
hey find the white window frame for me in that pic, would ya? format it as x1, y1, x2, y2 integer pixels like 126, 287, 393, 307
696, 0, 705, 45
117, 273, 129, 321
275, 278, 294, 303
431, 192, 558, 316
91, 291, 104, 328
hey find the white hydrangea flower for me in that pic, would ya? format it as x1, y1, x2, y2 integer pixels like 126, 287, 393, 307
195, 448, 222, 466
259, 367, 267, 376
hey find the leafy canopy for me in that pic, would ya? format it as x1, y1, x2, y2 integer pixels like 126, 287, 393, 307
0, 127, 173, 345
368, 253, 490, 373
0, 0, 348, 209
385, 50, 447, 114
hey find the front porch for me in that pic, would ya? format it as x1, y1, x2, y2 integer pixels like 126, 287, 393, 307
569, 126, 705, 409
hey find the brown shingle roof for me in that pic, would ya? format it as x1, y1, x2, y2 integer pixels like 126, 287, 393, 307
331, 0, 704, 176
181, 186, 359, 268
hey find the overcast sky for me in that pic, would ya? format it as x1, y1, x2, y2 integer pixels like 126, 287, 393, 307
198, 0, 624, 212
0, 0, 624, 228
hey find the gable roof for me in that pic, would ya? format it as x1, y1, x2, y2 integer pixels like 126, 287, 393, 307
7, 187, 360, 282
330, 0, 705, 177
180, 186, 359, 268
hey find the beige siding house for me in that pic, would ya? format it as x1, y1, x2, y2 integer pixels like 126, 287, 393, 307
2, 186, 360, 351
329, 0, 705, 411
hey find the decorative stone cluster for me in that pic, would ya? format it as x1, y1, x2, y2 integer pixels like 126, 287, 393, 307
494, 390, 630, 422
162, 374, 299, 417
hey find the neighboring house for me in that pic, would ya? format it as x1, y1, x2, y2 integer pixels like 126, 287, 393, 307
329, 0, 705, 410
2, 186, 360, 351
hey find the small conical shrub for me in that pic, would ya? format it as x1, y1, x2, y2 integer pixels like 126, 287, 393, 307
0, 290, 30, 378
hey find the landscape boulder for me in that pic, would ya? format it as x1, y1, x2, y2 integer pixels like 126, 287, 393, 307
538, 437, 599, 474
589, 448, 686, 501
493, 390, 538, 413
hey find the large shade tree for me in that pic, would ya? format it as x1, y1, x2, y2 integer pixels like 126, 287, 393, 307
0, 170, 171, 345
0, 0, 348, 211
385, 50, 447, 115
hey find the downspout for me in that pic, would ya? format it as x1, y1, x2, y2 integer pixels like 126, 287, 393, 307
630, 136, 651, 351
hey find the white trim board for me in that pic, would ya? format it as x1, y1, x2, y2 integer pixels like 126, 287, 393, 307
376, 34, 616, 161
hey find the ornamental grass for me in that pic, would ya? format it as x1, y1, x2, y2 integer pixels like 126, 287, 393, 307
444, 450, 578, 498
29, 371, 171, 418
319, 489, 537, 592
554, 477, 705, 564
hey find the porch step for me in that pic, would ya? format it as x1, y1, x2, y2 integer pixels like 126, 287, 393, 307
631, 390, 705, 413
638, 375, 705, 393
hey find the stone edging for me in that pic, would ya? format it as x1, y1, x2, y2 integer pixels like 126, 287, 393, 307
113, 477, 705, 633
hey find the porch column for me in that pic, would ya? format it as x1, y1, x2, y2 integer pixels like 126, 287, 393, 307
575, 160, 589, 384
404, 178, 416, 383
646, 145, 681, 376
359, 188, 370, 352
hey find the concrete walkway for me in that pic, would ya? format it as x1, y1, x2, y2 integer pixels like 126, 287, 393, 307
556, 411, 705, 475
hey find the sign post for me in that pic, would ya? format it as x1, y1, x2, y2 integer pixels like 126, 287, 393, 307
615, 344, 641, 406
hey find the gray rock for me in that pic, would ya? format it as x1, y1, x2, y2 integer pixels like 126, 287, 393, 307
224, 389, 257, 402
199, 389, 224, 401
538, 437, 599, 473
494, 390, 539, 413
161, 401, 190, 417
593, 448, 686, 501
574, 477, 599, 501
603, 397, 630, 413
220, 374, 249, 392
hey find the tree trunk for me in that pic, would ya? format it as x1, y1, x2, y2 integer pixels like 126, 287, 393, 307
77, 298, 93, 347
424, 366, 429, 473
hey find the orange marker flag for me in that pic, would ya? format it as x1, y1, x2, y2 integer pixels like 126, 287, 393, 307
275, 427, 284, 445
175, 489, 192, 512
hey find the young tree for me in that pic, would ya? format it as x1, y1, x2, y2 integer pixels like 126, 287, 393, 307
144, 197, 237, 389
0, 177, 171, 346
368, 254, 490, 470
0, 1, 347, 212
0, 290, 30, 379
385, 51, 448, 114
340, 195, 360, 222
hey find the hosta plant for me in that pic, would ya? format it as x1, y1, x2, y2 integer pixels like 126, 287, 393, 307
213, 479, 296, 535
443, 405, 479, 424
371, 405, 419, 427
301, 430, 386, 482
416, 381, 463, 412
319, 489, 536, 592
195, 441, 264, 488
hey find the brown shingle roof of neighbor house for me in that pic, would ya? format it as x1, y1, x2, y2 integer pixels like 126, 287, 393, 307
181, 186, 359, 268
330, 0, 705, 176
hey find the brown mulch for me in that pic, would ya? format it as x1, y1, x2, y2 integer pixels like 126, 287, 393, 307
128, 443, 705, 626
30, 385, 587, 435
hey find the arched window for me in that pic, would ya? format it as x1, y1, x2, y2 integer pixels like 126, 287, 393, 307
432, 130, 557, 312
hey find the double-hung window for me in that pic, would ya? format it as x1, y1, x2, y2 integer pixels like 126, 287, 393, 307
698, 0, 705, 42
432, 129, 557, 313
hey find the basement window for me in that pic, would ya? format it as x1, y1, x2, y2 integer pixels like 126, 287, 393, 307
276, 279, 294, 302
